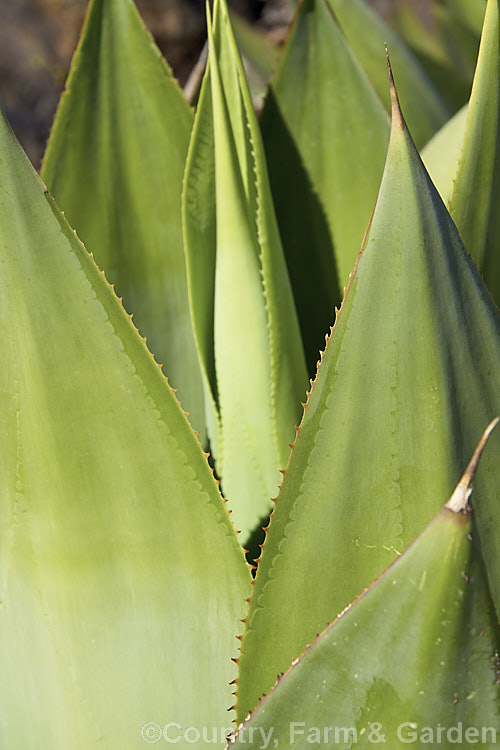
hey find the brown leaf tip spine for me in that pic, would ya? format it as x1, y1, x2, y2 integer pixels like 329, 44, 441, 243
446, 417, 499, 514
385, 45, 404, 130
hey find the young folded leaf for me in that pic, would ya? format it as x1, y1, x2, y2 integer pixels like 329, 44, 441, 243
260, 0, 389, 369
327, 0, 450, 147
183, 0, 307, 543
237, 63, 500, 720
0, 108, 251, 747
41, 0, 206, 440
449, 0, 500, 303
232, 425, 500, 742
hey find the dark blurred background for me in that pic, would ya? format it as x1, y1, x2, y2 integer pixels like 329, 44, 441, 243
0, 0, 434, 168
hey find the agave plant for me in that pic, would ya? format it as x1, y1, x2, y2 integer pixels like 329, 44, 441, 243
0, 0, 499, 747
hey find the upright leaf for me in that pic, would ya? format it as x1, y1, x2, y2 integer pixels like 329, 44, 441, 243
327, 0, 451, 147
449, 0, 500, 302
0, 108, 251, 748
233, 433, 500, 741
237, 67, 500, 719
41, 0, 206, 439
260, 0, 389, 369
183, 0, 307, 543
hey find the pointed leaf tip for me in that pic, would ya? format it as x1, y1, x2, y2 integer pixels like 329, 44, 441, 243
446, 418, 500, 514
385, 47, 404, 130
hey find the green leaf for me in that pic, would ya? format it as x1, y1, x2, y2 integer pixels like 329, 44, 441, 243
392, 0, 485, 113
41, 0, 206, 440
237, 69, 500, 720
232, 433, 500, 742
432, 0, 486, 75
327, 0, 451, 148
421, 103, 468, 205
450, 0, 488, 37
0, 108, 251, 747
449, 0, 500, 303
183, 0, 308, 544
260, 0, 390, 369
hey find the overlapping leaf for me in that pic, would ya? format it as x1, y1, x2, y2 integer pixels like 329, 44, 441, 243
232, 433, 500, 742
260, 0, 390, 368
237, 72, 500, 719
41, 0, 206, 439
0, 109, 251, 747
183, 0, 307, 543
449, 0, 500, 303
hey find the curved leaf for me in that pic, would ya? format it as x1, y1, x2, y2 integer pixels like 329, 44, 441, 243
232, 434, 500, 742
237, 69, 500, 720
0, 108, 251, 747
449, 0, 500, 302
260, 0, 389, 369
183, 0, 307, 544
41, 0, 206, 439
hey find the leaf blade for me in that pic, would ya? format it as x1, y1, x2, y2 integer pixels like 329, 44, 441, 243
449, 0, 500, 302
261, 0, 390, 368
421, 103, 468, 205
0, 107, 251, 747
392, 0, 484, 112
327, 0, 451, 147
